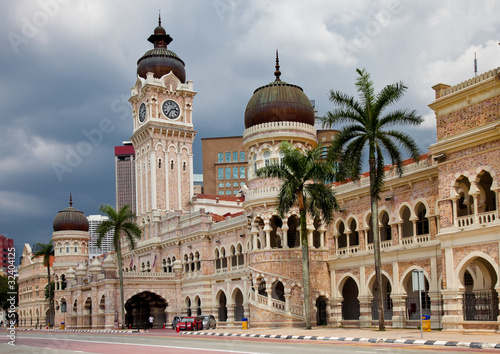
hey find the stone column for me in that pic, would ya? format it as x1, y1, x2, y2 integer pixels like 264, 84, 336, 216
264, 223, 272, 250
282, 224, 289, 249
284, 294, 291, 313
390, 294, 407, 328
252, 227, 258, 250
358, 295, 373, 328
441, 289, 465, 331
328, 298, 343, 327
266, 288, 273, 308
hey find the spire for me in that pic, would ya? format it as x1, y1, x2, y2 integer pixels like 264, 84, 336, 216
158, 10, 161, 27
274, 49, 281, 81
69, 192, 73, 207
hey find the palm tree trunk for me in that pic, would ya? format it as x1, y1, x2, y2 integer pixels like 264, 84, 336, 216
369, 157, 385, 331
117, 238, 125, 329
298, 192, 312, 329
47, 265, 53, 328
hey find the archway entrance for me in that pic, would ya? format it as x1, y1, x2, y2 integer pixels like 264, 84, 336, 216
341, 277, 360, 320
233, 289, 244, 321
316, 296, 328, 326
84, 297, 92, 328
218, 292, 227, 322
125, 291, 167, 329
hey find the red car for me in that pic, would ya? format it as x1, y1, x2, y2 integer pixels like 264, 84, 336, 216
175, 316, 202, 332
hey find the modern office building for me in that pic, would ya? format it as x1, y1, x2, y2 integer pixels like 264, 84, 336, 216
87, 215, 115, 259
0, 234, 14, 271
115, 142, 136, 214
201, 136, 248, 196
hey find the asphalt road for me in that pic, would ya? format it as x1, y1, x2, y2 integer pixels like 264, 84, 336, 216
1, 331, 496, 354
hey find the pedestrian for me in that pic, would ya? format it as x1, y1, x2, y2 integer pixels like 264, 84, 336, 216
149, 315, 154, 329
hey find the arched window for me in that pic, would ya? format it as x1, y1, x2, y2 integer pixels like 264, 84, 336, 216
416, 204, 429, 235
263, 150, 271, 167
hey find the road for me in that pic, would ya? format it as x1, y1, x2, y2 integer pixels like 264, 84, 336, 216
1, 331, 497, 353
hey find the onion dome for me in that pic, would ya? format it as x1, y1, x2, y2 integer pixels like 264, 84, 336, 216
53, 194, 89, 232
75, 262, 87, 277
89, 258, 102, 274
102, 254, 116, 271
244, 51, 315, 129
66, 267, 76, 280
137, 14, 186, 82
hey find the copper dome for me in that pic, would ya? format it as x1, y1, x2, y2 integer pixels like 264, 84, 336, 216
53, 196, 89, 232
137, 16, 186, 83
244, 52, 314, 129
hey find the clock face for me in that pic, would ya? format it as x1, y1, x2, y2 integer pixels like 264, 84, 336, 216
139, 103, 146, 123
162, 100, 180, 119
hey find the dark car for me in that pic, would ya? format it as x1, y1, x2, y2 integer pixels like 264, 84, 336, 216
172, 316, 182, 329
175, 316, 202, 332
197, 315, 216, 329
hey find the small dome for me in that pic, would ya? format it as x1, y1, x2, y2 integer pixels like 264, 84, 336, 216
244, 52, 314, 129
53, 195, 89, 232
137, 16, 186, 82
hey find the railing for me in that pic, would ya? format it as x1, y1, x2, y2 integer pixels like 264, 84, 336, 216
457, 211, 497, 227
463, 290, 499, 321
123, 271, 175, 278
401, 234, 429, 246
367, 240, 392, 251
457, 215, 474, 227
256, 293, 268, 306
290, 305, 303, 316
479, 211, 496, 224
215, 268, 227, 274
336, 245, 360, 256
271, 298, 286, 311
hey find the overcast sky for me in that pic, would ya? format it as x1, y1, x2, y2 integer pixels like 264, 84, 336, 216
3, 0, 500, 261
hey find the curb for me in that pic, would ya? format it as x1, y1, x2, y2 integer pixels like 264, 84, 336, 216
182, 331, 500, 350
18, 328, 133, 334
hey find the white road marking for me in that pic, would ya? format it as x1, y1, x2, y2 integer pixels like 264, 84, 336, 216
19, 336, 269, 354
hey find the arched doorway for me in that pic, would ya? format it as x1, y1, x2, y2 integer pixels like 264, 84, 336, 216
371, 275, 393, 320
125, 291, 167, 329
316, 296, 328, 325
341, 277, 360, 320
218, 291, 227, 322
461, 257, 499, 321
287, 215, 300, 248
84, 297, 92, 328
233, 289, 244, 321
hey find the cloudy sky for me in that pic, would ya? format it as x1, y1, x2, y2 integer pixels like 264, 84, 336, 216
2, 0, 500, 261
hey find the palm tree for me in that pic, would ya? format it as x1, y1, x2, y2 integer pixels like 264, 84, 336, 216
32, 240, 55, 327
97, 204, 141, 329
320, 68, 422, 330
256, 141, 338, 329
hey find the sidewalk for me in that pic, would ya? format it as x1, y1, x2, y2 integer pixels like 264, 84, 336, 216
183, 326, 500, 350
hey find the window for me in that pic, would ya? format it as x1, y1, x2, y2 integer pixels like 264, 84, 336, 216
225, 152, 231, 162
65, 243, 69, 253
170, 160, 174, 170
233, 152, 238, 162
240, 151, 245, 161
158, 159, 162, 169
225, 167, 231, 179
233, 190, 238, 195
74, 244, 77, 253
240, 166, 245, 179
225, 182, 231, 187
253, 154, 257, 172
240, 182, 245, 186
226, 190, 231, 195
183, 161, 186, 172
218, 168, 223, 180
278, 150, 284, 165
233, 167, 238, 179
217, 153, 223, 163
233, 182, 239, 187
218, 191, 224, 195
218, 183, 223, 188
263, 150, 271, 167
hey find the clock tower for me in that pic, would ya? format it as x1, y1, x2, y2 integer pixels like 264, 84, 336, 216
129, 17, 196, 239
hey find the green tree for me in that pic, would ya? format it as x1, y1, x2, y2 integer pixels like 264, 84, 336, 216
0, 276, 18, 311
32, 240, 55, 327
44, 282, 55, 301
320, 68, 422, 330
97, 204, 141, 329
256, 141, 338, 329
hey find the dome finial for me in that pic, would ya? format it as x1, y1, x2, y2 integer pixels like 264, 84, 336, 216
274, 49, 281, 81
69, 192, 73, 207
158, 10, 161, 27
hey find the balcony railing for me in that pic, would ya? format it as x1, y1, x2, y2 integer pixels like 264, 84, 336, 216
457, 211, 497, 228
336, 245, 360, 256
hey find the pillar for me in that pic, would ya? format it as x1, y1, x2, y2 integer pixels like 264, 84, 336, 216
282, 224, 289, 249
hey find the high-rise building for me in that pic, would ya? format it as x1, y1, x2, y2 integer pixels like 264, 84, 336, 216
87, 215, 114, 258
115, 142, 136, 214
0, 234, 14, 271
201, 136, 247, 196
